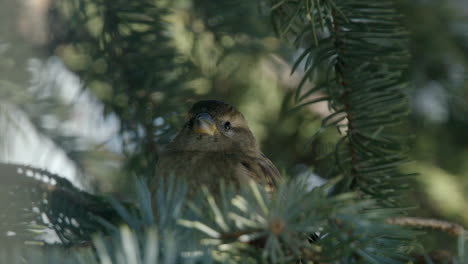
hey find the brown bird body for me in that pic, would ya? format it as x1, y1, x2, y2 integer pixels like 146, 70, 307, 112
152, 100, 280, 193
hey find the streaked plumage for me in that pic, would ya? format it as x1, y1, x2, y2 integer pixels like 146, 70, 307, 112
151, 100, 280, 193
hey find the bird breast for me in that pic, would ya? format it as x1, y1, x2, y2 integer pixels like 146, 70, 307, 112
157, 151, 279, 192
155, 151, 252, 190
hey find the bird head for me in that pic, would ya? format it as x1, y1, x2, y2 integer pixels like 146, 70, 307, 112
169, 100, 259, 153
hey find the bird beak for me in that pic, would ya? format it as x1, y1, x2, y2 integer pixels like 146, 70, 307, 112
194, 113, 218, 136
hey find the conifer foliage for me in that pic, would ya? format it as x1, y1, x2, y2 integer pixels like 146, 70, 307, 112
271, 0, 412, 204
0, 0, 466, 263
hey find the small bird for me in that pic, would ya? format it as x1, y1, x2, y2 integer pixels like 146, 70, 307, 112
151, 100, 281, 193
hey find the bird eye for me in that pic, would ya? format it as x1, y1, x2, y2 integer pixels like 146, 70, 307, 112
224, 121, 232, 130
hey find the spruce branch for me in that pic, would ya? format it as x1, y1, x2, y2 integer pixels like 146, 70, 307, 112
387, 217, 467, 237
271, 0, 412, 205
1, 162, 421, 263
0, 162, 127, 244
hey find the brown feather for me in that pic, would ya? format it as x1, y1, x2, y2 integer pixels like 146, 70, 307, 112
151, 100, 281, 194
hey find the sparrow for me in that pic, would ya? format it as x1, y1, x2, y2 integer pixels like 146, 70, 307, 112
151, 100, 281, 194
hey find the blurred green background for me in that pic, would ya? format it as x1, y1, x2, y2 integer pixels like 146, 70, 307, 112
0, 0, 467, 253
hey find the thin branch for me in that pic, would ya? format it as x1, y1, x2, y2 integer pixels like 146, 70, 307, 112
387, 217, 467, 236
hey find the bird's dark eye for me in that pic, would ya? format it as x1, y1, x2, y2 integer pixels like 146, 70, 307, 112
224, 121, 232, 130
